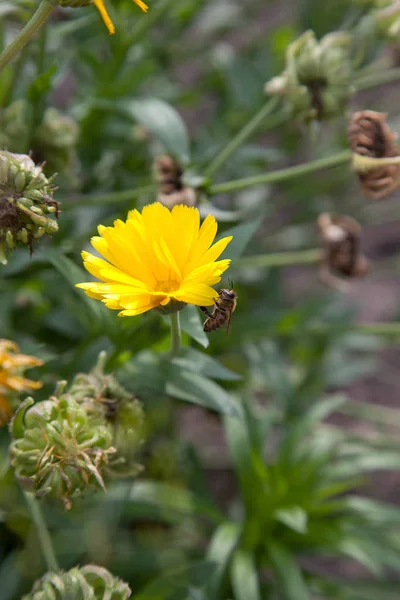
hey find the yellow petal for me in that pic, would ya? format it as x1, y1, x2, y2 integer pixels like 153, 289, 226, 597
93, 0, 115, 34
133, 0, 149, 12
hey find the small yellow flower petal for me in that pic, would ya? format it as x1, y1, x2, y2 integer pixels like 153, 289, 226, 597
93, 0, 115, 34
77, 202, 233, 317
133, 0, 149, 12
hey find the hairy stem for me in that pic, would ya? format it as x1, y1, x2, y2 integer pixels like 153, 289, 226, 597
23, 491, 59, 572
167, 312, 181, 360
204, 97, 281, 178
0, 0, 54, 73
209, 150, 351, 195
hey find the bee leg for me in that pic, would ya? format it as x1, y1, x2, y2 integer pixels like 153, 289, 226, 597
319, 264, 349, 293
199, 306, 211, 317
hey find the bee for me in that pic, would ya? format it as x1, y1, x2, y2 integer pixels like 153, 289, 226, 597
348, 110, 400, 200
200, 286, 238, 335
153, 155, 196, 208
317, 213, 369, 291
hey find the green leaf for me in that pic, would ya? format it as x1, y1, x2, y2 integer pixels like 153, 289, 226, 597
180, 305, 209, 348
218, 217, 263, 262
119, 97, 191, 165
206, 522, 242, 600
275, 507, 308, 534
344, 496, 400, 526
166, 365, 240, 416
267, 543, 310, 600
27, 64, 57, 103
231, 549, 261, 600
132, 562, 215, 600
173, 348, 241, 381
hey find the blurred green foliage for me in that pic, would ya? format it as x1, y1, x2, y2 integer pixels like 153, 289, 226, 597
2, 0, 400, 599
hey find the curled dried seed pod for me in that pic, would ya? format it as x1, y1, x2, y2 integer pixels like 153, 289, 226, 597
348, 110, 400, 199
317, 213, 369, 290
153, 155, 197, 208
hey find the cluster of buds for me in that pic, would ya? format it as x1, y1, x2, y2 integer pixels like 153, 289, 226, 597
265, 31, 353, 122
0, 151, 59, 264
10, 388, 116, 510
0, 101, 79, 178
153, 155, 197, 209
23, 564, 131, 600
9, 353, 145, 509
317, 213, 369, 291
68, 352, 145, 477
0, 339, 43, 427
348, 110, 400, 199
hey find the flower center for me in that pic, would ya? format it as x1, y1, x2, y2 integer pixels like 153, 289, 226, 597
155, 280, 180, 293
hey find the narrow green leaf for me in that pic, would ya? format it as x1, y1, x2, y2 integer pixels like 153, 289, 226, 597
166, 365, 240, 416
132, 562, 215, 600
180, 305, 209, 348
206, 522, 242, 600
174, 348, 241, 381
119, 98, 191, 165
218, 217, 263, 261
275, 507, 308, 534
231, 549, 261, 600
268, 542, 311, 600
27, 64, 57, 103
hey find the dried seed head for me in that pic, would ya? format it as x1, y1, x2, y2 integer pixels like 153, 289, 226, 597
23, 564, 131, 600
9, 390, 115, 510
0, 151, 59, 264
265, 31, 354, 122
153, 155, 197, 208
318, 213, 369, 283
68, 352, 145, 477
348, 110, 400, 199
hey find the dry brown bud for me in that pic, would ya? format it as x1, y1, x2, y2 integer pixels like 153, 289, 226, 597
153, 155, 197, 209
348, 110, 400, 199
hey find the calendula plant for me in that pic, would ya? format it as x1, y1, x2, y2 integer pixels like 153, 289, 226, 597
3, 1, 400, 600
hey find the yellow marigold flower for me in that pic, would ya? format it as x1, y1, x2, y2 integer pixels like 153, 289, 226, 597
93, 0, 148, 35
0, 339, 43, 426
76, 203, 233, 317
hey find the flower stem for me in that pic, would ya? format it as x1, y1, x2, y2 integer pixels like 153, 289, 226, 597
355, 67, 400, 92
235, 248, 321, 268
209, 150, 351, 195
204, 97, 281, 178
23, 491, 59, 572
0, 0, 54, 73
167, 312, 181, 360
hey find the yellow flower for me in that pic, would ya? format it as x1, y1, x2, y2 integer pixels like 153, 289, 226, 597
93, 0, 148, 35
76, 203, 233, 317
0, 339, 43, 426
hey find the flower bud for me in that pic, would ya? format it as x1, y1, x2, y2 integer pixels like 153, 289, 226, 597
153, 155, 197, 209
9, 388, 115, 510
0, 100, 30, 152
23, 564, 131, 600
348, 110, 400, 199
68, 352, 145, 477
33, 107, 79, 175
0, 151, 59, 264
265, 31, 354, 122
0, 339, 43, 427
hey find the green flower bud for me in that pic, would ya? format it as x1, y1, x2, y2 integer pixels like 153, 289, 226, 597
23, 564, 131, 600
9, 389, 116, 510
264, 30, 354, 122
68, 352, 145, 477
0, 151, 59, 264
33, 107, 80, 175
0, 100, 30, 152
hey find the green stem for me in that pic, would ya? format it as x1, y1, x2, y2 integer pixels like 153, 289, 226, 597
0, 0, 54, 73
235, 248, 321, 268
23, 491, 59, 572
209, 150, 351, 195
355, 67, 400, 92
204, 97, 281, 178
166, 312, 181, 360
